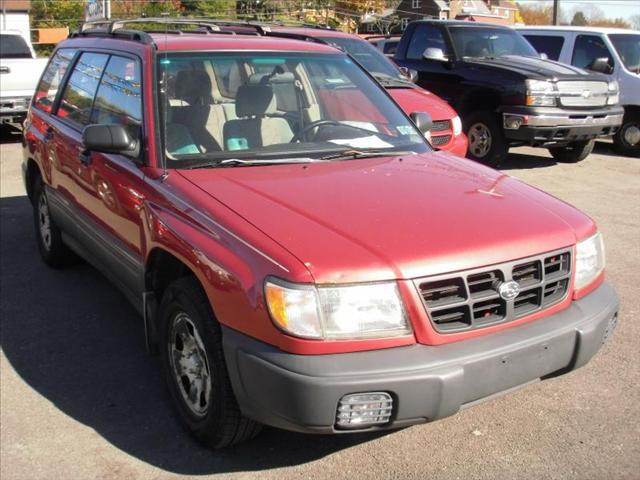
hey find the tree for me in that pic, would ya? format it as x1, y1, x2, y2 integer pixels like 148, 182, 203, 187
571, 11, 587, 26
180, 0, 236, 17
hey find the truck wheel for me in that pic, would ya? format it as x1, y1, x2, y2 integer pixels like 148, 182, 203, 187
32, 178, 76, 268
464, 112, 508, 168
613, 113, 640, 158
548, 139, 595, 163
159, 276, 262, 448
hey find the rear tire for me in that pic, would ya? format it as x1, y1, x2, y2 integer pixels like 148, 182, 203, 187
548, 139, 595, 163
159, 276, 262, 449
464, 111, 508, 168
32, 178, 76, 268
612, 113, 640, 157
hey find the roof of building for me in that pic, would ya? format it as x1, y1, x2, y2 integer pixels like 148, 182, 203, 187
0, 0, 31, 11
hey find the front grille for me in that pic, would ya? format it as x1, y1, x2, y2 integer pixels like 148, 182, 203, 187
431, 120, 450, 132
431, 134, 451, 146
415, 248, 572, 333
557, 81, 608, 107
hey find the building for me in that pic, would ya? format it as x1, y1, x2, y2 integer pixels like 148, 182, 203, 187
382, 0, 520, 33
0, 0, 31, 39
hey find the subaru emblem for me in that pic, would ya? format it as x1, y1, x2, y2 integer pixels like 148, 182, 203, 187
498, 281, 520, 300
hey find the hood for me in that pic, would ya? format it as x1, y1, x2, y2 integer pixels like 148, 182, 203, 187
466, 55, 607, 81
179, 152, 593, 283
387, 87, 457, 122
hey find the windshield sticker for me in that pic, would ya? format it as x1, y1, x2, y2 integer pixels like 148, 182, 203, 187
397, 126, 414, 135
329, 136, 393, 149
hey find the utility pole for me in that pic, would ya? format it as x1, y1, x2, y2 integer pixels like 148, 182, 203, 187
552, 0, 560, 25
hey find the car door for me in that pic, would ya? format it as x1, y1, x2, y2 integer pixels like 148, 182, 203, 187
397, 23, 463, 105
48, 51, 147, 302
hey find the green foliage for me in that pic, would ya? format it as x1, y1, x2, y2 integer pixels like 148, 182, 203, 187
31, 0, 85, 31
180, 0, 236, 17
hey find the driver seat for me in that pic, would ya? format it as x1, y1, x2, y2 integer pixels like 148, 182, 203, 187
223, 84, 294, 150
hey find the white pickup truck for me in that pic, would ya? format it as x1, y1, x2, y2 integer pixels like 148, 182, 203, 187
0, 30, 48, 128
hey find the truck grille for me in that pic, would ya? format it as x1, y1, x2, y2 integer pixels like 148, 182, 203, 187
431, 134, 451, 146
415, 248, 572, 333
431, 120, 450, 132
557, 81, 608, 107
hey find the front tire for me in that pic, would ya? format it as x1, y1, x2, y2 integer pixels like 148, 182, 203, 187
32, 178, 75, 268
159, 276, 262, 448
613, 113, 640, 157
464, 111, 508, 168
548, 139, 595, 163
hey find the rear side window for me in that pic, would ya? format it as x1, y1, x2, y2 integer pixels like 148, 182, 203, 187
33, 49, 77, 113
572, 35, 614, 71
406, 25, 449, 60
523, 35, 564, 60
383, 41, 398, 55
91, 55, 142, 139
0, 34, 31, 59
57, 52, 109, 127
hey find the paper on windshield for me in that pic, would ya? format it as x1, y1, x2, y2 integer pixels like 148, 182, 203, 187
329, 136, 393, 149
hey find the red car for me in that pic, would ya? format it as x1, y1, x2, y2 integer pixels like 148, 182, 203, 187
244, 25, 468, 157
23, 19, 618, 449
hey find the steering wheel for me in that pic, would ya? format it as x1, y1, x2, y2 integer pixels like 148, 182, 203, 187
290, 120, 342, 143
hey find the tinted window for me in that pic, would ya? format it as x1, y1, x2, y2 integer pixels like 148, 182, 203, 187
0, 34, 31, 59
91, 56, 142, 139
572, 35, 614, 71
523, 35, 564, 60
449, 27, 537, 58
609, 34, 640, 73
406, 24, 449, 60
33, 49, 77, 113
324, 37, 400, 78
383, 41, 399, 55
58, 52, 109, 127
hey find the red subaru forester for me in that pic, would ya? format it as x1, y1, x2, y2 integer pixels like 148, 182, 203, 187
23, 19, 619, 448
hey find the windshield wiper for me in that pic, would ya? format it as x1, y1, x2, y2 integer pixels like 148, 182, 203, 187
372, 73, 414, 87
187, 157, 322, 169
319, 149, 415, 161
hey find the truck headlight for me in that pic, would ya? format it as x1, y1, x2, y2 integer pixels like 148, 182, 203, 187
451, 115, 462, 136
574, 232, 605, 291
607, 80, 619, 105
265, 280, 410, 340
525, 79, 557, 106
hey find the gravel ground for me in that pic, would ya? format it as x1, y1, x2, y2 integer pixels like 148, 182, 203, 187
1, 127, 639, 480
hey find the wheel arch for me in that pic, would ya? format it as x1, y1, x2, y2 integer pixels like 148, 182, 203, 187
24, 157, 42, 204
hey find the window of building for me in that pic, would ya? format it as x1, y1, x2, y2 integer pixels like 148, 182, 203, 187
57, 52, 109, 127
412, 0, 422, 9
33, 49, 77, 113
523, 34, 565, 61
401, 18, 410, 31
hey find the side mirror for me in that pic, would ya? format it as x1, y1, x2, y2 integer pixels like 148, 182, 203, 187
399, 66, 418, 82
590, 57, 612, 74
410, 111, 432, 135
539, 52, 548, 60
82, 124, 139, 157
423, 47, 447, 62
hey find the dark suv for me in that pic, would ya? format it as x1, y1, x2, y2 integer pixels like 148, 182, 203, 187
394, 20, 624, 166
23, 19, 619, 448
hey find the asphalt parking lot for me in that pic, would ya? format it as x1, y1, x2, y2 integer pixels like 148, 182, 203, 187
1, 126, 639, 480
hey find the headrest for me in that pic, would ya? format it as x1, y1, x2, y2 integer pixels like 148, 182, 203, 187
248, 72, 296, 85
235, 84, 277, 117
175, 70, 213, 105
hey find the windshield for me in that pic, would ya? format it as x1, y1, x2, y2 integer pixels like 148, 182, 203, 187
158, 52, 428, 169
323, 36, 401, 78
449, 26, 538, 59
609, 34, 640, 74
0, 34, 32, 59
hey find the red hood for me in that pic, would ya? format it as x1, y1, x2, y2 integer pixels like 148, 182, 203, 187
179, 152, 594, 283
387, 87, 457, 122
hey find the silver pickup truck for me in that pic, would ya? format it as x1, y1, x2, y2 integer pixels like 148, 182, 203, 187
0, 30, 48, 128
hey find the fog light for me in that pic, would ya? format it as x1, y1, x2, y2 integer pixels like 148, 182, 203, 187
504, 115, 524, 130
335, 392, 393, 429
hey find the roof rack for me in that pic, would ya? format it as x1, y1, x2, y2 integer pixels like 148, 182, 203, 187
80, 17, 223, 34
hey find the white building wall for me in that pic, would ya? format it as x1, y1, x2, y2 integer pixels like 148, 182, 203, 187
1, 12, 30, 41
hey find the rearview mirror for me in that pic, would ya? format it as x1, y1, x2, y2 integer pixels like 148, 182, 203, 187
82, 124, 139, 157
410, 112, 433, 135
423, 47, 447, 62
590, 57, 612, 74
399, 66, 418, 82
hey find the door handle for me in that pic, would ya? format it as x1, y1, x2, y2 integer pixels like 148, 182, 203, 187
79, 150, 92, 166
44, 127, 54, 141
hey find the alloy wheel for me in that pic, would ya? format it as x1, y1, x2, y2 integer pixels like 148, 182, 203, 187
468, 122, 492, 158
38, 193, 52, 251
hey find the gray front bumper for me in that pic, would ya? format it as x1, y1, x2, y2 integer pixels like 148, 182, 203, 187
222, 282, 619, 434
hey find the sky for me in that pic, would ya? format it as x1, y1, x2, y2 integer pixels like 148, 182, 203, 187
516, 0, 640, 20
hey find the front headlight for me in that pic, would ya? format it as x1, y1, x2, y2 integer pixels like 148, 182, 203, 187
525, 79, 557, 106
265, 280, 410, 340
574, 232, 605, 291
607, 80, 619, 105
451, 115, 462, 136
